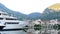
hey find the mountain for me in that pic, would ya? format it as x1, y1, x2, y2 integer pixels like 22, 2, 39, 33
41, 3, 60, 20
27, 12, 42, 20
0, 3, 27, 20
0, 3, 42, 20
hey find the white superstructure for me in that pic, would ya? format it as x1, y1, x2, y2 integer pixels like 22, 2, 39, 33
0, 10, 26, 30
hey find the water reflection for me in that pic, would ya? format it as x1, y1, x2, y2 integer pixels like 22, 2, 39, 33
0, 27, 60, 34
23, 27, 60, 34
25, 29, 60, 34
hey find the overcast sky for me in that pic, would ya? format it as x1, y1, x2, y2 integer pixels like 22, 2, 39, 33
0, 0, 60, 14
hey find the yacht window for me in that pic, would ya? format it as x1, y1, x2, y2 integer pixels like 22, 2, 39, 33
5, 22, 19, 24
0, 13, 1, 15
0, 18, 3, 20
6, 18, 17, 20
2, 13, 8, 15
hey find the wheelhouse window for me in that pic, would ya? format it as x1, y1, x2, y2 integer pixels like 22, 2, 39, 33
6, 18, 17, 20
2, 13, 8, 16
5, 22, 19, 24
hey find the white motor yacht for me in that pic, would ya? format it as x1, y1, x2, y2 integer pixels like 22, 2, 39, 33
0, 10, 26, 30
